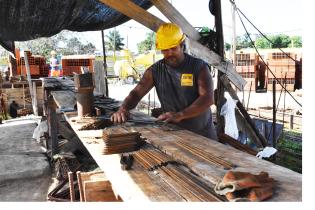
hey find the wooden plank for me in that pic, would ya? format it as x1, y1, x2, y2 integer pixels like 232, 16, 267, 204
24, 54, 37, 115
51, 90, 76, 110
47, 95, 58, 156
99, 0, 164, 32
135, 127, 301, 201
98, 0, 246, 90
150, 0, 201, 41
63, 112, 184, 201
94, 60, 106, 96
68, 172, 75, 202
57, 89, 301, 201
32, 81, 38, 116
84, 180, 118, 202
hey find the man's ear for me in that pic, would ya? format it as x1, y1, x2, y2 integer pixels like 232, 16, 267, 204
180, 42, 186, 52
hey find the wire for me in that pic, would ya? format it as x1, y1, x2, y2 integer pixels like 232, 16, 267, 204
234, 5, 297, 62
233, 4, 302, 108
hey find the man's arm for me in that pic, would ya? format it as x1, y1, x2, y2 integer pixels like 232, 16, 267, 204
158, 64, 214, 122
111, 68, 154, 123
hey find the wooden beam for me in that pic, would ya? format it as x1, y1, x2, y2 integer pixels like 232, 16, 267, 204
47, 94, 58, 156
235, 109, 263, 148
99, 0, 164, 31
98, 0, 246, 90
150, 0, 201, 41
213, 0, 225, 135
24, 53, 38, 115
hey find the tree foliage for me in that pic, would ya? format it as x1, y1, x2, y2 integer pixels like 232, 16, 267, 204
105, 29, 125, 51
290, 36, 302, 48
236, 34, 253, 50
137, 32, 156, 54
15, 31, 96, 58
252, 34, 302, 49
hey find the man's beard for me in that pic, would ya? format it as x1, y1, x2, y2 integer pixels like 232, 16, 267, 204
165, 56, 181, 67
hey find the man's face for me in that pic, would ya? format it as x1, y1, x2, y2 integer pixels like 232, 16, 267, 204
161, 44, 184, 67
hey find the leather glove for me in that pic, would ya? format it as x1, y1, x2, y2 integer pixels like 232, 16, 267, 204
215, 171, 275, 201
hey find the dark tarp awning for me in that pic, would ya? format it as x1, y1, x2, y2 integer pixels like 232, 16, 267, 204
0, 0, 152, 52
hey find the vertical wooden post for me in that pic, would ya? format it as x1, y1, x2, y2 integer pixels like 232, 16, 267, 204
24, 53, 37, 115
47, 94, 58, 156
214, 0, 225, 135
32, 81, 38, 116
101, 30, 109, 97
8, 41, 17, 77
290, 114, 294, 130
94, 60, 106, 96
272, 80, 276, 147
68, 172, 75, 202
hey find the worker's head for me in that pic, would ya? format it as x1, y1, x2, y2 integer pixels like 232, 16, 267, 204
51, 50, 57, 57
156, 23, 186, 67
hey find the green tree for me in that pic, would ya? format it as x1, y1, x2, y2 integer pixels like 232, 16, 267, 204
236, 34, 253, 50
290, 36, 302, 48
255, 35, 271, 49
16, 31, 68, 58
224, 42, 231, 51
82, 42, 96, 54
66, 37, 82, 54
105, 29, 125, 51
137, 32, 156, 54
269, 34, 291, 48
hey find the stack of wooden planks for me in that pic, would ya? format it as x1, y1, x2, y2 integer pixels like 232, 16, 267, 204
101, 127, 144, 154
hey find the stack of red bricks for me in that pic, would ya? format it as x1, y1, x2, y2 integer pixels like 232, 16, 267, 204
61, 56, 94, 76
16, 50, 49, 78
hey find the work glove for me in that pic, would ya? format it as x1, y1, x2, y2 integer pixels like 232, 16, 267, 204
214, 171, 275, 202
256, 147, 277, 159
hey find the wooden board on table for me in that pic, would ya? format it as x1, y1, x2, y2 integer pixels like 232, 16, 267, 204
135, 127, 302, 201
62, 110, 301, 201
51, 90, 76, 110
63, 112, 185, 201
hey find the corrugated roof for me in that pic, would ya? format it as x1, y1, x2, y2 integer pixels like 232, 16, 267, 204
0, 0, 152, 51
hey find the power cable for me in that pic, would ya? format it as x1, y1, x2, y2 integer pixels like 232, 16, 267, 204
233, 3, 297, 62
232, 3, 302, 108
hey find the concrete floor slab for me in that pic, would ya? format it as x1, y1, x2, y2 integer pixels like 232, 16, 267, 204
0, 119, 52, 201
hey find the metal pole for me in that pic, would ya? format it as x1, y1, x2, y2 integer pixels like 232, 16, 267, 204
101, 30, 109, 97
272, 79, 276, 147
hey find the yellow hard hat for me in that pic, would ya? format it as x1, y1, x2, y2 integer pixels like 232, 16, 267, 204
51, 50, 57, 55
156, 23, 186, 50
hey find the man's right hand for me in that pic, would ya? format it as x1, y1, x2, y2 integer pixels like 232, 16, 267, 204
110, 108, 130, 123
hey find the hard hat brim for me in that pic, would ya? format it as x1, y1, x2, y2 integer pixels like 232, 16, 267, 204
156, 34, 186, 50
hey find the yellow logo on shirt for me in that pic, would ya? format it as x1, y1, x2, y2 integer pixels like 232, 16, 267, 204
181, 74, 193, 86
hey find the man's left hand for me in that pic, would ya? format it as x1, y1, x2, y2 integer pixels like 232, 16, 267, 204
157, 112, 184, 123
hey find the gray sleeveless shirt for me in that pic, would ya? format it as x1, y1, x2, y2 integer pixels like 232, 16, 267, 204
151, 53, 217, 140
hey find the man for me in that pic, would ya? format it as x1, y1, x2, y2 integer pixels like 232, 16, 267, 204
294, 57, 302, 91
9, 100, 19, 118
111, 23, 217, 140
256, 57, 267, 90
49, 50, 60, 77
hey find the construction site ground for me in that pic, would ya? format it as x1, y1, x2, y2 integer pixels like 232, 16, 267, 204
0, 119, 52, 201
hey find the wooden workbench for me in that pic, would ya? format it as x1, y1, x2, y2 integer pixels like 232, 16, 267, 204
43, 77, 302, 201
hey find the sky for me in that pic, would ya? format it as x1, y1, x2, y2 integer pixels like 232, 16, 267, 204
78, 0, 303, 53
